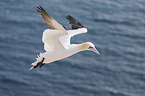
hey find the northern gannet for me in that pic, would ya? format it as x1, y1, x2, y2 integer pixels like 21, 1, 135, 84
29, 6, 100, 70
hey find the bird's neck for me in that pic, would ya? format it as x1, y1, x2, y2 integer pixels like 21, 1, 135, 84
69, 43, 88, 52
79, 42, 89, 51
57, 43, 88, 59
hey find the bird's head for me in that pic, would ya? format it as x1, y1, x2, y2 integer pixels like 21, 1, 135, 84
82, 42, 100, 55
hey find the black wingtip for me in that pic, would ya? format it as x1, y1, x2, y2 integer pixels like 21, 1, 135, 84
36, 5, 45, 12
66, 15, 86, 29
36, 6, 41, 12
66, 15, 72, 19
39, 6, 43, 10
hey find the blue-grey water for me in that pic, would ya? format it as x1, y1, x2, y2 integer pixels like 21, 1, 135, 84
0, 0, 145, 96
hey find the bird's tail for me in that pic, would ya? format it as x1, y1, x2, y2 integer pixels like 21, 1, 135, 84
29, 53, 45, 71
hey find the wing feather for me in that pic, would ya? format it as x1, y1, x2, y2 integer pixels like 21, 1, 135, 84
36, 6, 67, 35
59, 28, 87, 49
60, 15, 88, 49
66, 15, 86, 29
36, 6, 68, 51
42, 29, 65, 51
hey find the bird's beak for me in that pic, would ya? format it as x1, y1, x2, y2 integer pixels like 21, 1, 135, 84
89, 47, 100, 55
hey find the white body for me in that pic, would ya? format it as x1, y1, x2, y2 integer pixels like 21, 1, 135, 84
41, 44, 82, 63
32, 28, 87, 66
30, 6, 100, 70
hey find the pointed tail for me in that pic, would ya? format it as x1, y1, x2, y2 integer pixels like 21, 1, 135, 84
29, 53, 45, 71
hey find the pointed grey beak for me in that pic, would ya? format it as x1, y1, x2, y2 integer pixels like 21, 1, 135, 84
89, 47, 100, 55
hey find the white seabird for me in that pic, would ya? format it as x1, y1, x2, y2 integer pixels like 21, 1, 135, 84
29, 6, 100, 70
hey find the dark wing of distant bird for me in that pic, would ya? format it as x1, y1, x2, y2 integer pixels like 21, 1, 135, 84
36, 6, 66, 33
66, 15, 86, 29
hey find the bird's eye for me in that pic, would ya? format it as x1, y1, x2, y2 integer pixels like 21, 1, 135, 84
88, 46, 93, 49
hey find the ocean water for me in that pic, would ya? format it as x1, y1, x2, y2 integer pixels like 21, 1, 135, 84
0, 0, 145, 96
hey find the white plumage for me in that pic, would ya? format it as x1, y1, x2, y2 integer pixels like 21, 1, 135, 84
29, 6, 100, 70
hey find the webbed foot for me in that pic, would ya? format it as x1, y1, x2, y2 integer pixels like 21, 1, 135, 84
29, 57, 45, 71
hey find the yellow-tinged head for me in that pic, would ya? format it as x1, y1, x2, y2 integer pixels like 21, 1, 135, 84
81, 42, 100, 55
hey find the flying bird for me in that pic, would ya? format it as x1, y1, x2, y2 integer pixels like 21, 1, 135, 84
29, 6, 100, 70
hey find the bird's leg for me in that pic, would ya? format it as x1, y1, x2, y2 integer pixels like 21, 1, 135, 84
33, 57, 45, 69
39, 57, 45, 68
39, 63, 45, 68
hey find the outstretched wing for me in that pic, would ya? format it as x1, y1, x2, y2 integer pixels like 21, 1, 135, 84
66, 15, 86, 29
59, 15, 87, 48
59, 28, 87, 49
65, 15, 87, 38
36, 6, 67, 35
59, 15, 88, 49
36, 6, 68, 51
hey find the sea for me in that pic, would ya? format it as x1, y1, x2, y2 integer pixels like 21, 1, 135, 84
0, 0, 145, 96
